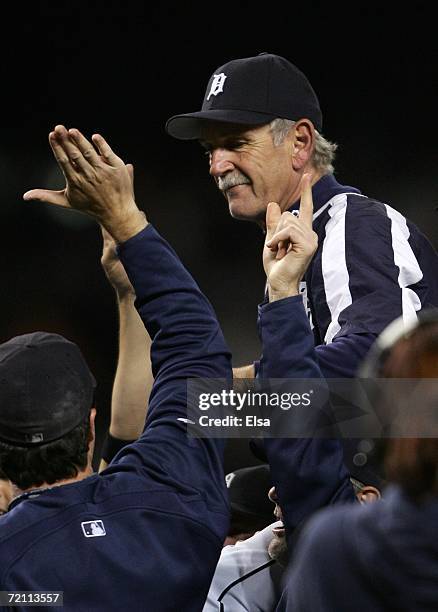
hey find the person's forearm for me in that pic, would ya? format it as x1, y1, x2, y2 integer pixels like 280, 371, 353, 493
105, 210, 148, 245
109, 294, 153, 440
114, 224, 232, 532
258, 297, 355, 536
258, 296, 320, 379
267, 284, 299, 303
117, 225, 232, 420
315, 333, 377, 378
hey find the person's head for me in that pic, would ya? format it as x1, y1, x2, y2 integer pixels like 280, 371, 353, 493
224, 463, 274, 546
166, 53, 337, 224
266, 460, 383, 568
266, 485, 288, 566
0, 332, 97, 493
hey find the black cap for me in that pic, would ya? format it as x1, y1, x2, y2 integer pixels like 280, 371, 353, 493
166, 53, 322, 140
225, 464, 273, 520
0, 332, 96, 445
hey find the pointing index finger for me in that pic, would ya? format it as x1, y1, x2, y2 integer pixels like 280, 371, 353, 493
298, 173, 314, 227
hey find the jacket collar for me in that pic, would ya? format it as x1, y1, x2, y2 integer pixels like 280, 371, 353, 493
288, 174, 362, 216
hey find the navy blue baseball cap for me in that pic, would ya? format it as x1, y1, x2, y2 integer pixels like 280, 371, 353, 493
166, 53, 322, 140
226, 464, 274, 521
0, 332, 96, 445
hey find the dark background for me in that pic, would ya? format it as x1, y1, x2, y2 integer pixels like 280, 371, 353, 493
1, 3, 437, 472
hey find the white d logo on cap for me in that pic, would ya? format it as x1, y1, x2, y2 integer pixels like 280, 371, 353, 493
207, 73, 227, 100
225, 472, 235, 488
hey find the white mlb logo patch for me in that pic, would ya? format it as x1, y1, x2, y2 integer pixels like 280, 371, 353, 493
81, 520, 106, 537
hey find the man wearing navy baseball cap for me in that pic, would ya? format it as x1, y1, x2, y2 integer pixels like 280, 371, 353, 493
224, 464, 274, 545
0, 331, 98, 505
166, 55, 438, 610
0, 335, 90, 514
0, 331, 96, 449
166, 52, 438, 382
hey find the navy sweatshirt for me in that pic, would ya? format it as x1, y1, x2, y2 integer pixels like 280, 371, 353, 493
1, 225, 232, 612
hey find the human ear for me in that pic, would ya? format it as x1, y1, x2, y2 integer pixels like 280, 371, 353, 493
357, 485, 381, 505
290, 120, 314, 170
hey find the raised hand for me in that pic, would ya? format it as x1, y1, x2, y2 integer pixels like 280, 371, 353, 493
23, 125, 147, 243
263, 173, 318, 302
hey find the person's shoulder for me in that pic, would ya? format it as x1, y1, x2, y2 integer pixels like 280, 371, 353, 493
329, 193, 432, 247
323, 192, 388, 227
0, 508, 34, 563
343, 194, 422, 232
300, 503, 351, 542
0, 511, 18, 533
344, 193, 391, 216
294, 500, 372, 558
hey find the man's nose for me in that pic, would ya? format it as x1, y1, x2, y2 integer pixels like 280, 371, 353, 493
209, 148, 235, 178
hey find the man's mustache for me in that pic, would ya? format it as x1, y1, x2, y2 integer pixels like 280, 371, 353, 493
217, 172, 251, 192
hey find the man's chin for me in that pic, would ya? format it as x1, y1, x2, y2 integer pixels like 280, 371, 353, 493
228, 198, 266, 223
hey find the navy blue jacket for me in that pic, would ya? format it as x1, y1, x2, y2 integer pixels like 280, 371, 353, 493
280, 485, 438, 611
0, 225, 233, 611
283, 174, 438, 378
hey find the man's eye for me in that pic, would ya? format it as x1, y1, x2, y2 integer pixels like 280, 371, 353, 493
231, 141, 247, 150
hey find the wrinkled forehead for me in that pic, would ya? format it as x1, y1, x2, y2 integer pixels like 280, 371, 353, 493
199, 121, 271, 146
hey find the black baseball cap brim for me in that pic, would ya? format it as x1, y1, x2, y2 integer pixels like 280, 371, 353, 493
166, 109, 278, 140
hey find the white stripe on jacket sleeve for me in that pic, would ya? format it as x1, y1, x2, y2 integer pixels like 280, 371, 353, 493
321, 194, 351, 344
384, 204, 422, 326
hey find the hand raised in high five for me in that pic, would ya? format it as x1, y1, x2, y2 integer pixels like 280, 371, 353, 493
23, 125, 147, 243
263, 173, 318, 302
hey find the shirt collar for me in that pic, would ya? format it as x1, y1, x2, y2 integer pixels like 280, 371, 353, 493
8, 487, 53, 512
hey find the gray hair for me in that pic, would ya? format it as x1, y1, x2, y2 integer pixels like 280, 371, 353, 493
269, 118, 337, 175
